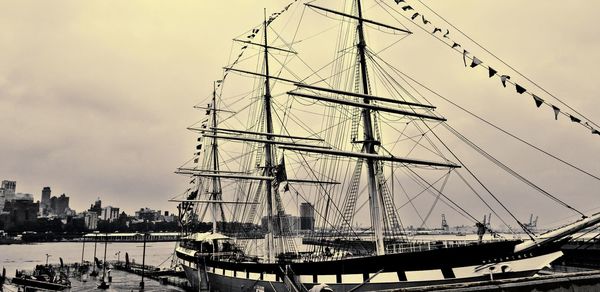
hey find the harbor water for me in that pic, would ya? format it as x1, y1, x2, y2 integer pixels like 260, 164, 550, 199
0, 241, 187, 291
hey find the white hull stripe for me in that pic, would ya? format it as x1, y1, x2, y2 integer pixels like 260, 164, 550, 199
184, 251, 563, 285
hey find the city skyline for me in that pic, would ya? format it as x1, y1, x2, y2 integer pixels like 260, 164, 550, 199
1, 0, 599, 227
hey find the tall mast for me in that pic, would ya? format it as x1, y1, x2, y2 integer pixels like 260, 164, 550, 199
210, 81, 222, 234
355, 0, 386, 255
262, 9, 277, 263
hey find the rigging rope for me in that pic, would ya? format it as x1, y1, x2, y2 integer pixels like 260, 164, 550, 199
415, 0, 600, 130
369, 52, 600, 182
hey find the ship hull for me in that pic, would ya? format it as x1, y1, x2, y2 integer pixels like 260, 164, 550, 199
177, 240, 564, 292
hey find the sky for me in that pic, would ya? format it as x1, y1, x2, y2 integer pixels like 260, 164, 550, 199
0, 0, 599, 227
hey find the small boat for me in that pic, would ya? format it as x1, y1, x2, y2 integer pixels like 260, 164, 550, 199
11, 265, 71, 291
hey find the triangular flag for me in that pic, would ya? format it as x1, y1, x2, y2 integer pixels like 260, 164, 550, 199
451, 42, 461, 49
283, 183, 290, 192
422, 15, 430, 25
500, 75, 511, 87
462, 50, 469, 67
532, 95, 544, 108
189, 179, 195, 184
206, 109, 211, 115
515, 84, 526, 94
197, 137, 202, 142
592, 129, 600, 135
411, 12, 420, 20
193, 158, 199, 163
252, 28, 259, 34
433, 27, 442, 34
402, 5, 414, 11
196, 144, 203, 150
552, 105, 560, 120
394, 0, 405, 3
247, 33, 256, 39
570, 115, 581, 123
443, 29, 450, 38
470, 56, 482, 68
488, 67, 497, 78
241, 45, 248, 50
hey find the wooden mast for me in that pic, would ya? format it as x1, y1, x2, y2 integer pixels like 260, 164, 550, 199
262, 8, 277, 263
209, 81, 222, 234
356, 0, 386, 256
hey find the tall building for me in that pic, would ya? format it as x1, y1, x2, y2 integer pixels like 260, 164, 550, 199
300, 202, 315, 231
1, 180, 16, 202
88, 198, 102, 216
41, 187, 51, 212
49, 194, 70, 216
0, 189, 4, 213
84, 211, 98, 230
101, 206, 120, 222
0, 199, 39, 230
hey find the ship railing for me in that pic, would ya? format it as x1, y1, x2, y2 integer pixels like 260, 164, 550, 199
385, 239, 505, 254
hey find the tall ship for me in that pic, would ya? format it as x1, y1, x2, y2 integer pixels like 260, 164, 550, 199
173, 1, 600, 291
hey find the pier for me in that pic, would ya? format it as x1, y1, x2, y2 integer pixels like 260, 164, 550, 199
82, 232, 181, 242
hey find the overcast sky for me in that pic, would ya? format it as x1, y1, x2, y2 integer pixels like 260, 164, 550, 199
1, 0, 598, 227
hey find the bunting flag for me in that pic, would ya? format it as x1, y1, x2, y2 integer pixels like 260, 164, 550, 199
190, 178, 195, 184
532, 95, 544, 108
196, 144, 203, 150
570, 115, 581, 123
193, 158, 199, 163
394, 0, 598, 138
500, 75, 510, 87
215, 0, 296, 91
470, 56, 482, 68
462, 50, 469, 67
206, 109, 211, 115
552, 105, 561, 120
283, 183, 290, 192
197, 137, 202, 142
